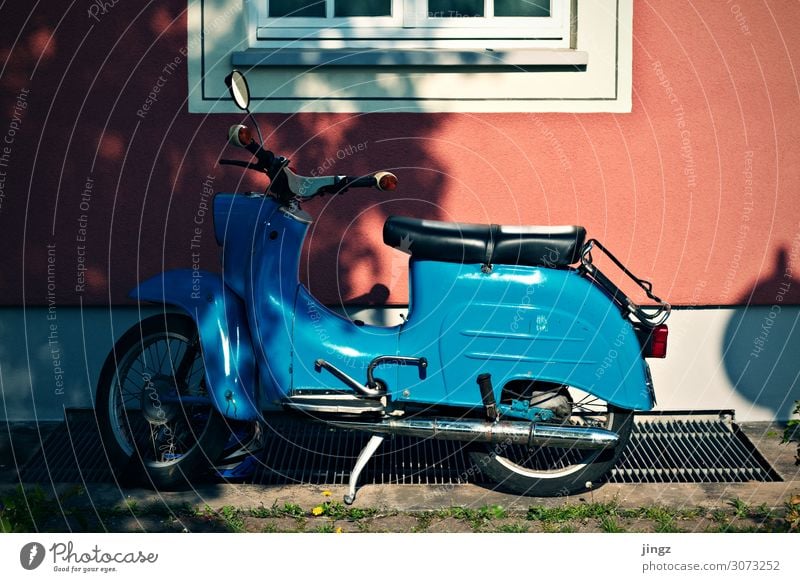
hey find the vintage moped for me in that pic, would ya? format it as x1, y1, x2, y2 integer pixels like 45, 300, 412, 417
96, 71, 671, 502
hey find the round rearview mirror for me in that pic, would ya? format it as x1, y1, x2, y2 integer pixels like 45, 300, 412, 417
225, 70, 251, 111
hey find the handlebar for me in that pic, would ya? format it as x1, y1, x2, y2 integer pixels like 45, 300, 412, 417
222, 124, 397, 202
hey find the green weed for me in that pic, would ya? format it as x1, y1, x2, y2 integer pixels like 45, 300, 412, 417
219, 505, 244, 532
600, 515, 625, 533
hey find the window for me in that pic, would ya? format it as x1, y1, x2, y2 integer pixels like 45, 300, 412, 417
256, 1, 571, 49
188, 0, 632, 113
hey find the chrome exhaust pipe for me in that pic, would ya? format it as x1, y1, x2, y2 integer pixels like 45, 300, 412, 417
334, 418, 619, 450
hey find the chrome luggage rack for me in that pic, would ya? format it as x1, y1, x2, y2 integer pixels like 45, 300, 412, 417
579, 239, 671, 327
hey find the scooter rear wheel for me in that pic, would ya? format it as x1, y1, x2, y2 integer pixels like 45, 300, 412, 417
96, 314, 227, 490
468, 402, 633, 497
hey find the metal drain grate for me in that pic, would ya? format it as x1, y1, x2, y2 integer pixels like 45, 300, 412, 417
253, 419, 483, 486
18, 412, 115, 484
608, 414, 781, 483
17, 410, 781, 486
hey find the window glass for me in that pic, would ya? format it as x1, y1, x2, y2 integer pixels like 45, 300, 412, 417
428, 0, 484, 18
334, 0, 392, 17
268, 0, 326, 18
495, 1, 550, 17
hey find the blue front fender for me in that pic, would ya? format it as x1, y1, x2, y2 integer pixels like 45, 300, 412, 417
130, 270, 259, 421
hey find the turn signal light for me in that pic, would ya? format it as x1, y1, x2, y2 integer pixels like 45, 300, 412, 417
228, 124, 253, 148
376, 172, 398, 191
238, 126, 253, 146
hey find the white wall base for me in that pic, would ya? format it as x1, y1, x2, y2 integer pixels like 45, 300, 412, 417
646, 307, 798, 422
1, 306, 796, 422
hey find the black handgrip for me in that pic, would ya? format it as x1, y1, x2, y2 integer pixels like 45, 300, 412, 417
316, 175, 377, 196
346, 175, 378, 188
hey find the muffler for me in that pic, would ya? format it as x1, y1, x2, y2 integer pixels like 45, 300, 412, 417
335, 417, 619, 450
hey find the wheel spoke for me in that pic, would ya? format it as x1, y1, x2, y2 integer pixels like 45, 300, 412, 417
476, 386, 629, 485
144, 342, 158, 371
101, 316, 221, 487
574, 394, 600, 406
121, 375, 143, 395
163, 340, 177, 378
148, 424, 160, 460
155, 340, 167, 370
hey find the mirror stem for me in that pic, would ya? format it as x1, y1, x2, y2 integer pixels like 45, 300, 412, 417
247, 109, 264, 147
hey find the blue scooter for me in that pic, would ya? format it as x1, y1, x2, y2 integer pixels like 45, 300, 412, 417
96, 71, 671, 502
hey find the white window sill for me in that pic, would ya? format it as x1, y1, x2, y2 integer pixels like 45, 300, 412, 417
231, 48, 588, 68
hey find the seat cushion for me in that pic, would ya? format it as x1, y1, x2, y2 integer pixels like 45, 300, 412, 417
383, 216, 586, 267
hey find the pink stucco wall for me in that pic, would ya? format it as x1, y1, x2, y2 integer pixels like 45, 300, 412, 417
1, 1, 798, 307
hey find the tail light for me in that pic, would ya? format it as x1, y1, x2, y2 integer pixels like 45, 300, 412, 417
641, 324, 668, 358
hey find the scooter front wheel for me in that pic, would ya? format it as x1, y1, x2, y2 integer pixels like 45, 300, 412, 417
96, 314, 228, 489
469, 403, 633, 497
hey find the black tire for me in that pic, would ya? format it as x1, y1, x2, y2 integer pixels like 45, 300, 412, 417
96, 314, 227, 490
469, 400, 633, 497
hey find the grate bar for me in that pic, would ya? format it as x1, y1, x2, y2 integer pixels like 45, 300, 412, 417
16, 411, 781, 487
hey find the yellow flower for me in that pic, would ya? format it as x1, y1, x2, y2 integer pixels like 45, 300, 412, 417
335, 527, 343, 534
322, 490, 332, 497
312, 506, 324, 516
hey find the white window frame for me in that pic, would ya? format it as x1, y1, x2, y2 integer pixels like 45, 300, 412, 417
188, 0, 632, 113
254, 0, 571, 48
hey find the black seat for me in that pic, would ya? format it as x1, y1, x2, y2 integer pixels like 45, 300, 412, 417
383, 216, 586, 268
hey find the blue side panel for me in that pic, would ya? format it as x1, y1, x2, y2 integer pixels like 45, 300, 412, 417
130, 270, 260, 421
246, 202, 300, 401
292, 287, 399, 392
213, 192, 273, 299
398, 260, 652, 411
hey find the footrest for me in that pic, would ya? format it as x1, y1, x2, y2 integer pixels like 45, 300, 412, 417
285, 393, 384, 415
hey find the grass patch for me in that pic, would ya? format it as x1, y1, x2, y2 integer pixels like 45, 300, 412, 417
752, 503, 776, 520
3, 489, 796, 533
639, 506, 681, 532
495, 522, 529, 533
309, 501, 378, 521
785, 498, 800, 531
0, 485, 78, 532
599, 515, 625, 533
710, 509, 728, 524
728, 498, 750, 519
248, 502, 307, 520
218, 505, 245, 532
345, 507, 378, 521
435, 505, 508, 530
526, 502, 619, 523
123, 498, 140, 517
413, 512, 433, 532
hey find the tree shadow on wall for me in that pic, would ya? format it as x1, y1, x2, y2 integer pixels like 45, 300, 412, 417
0, 3, 449, 310
272, 105, 449, 308
722, 248, 800, 420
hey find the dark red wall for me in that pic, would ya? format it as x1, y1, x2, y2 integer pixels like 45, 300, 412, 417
2, 1, 799, 309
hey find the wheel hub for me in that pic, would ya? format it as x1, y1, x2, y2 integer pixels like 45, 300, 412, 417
140, 374, 180, 425
529, 387, 573, 420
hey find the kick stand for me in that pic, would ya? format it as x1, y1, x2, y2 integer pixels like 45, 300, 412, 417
344, 434, 385, 505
